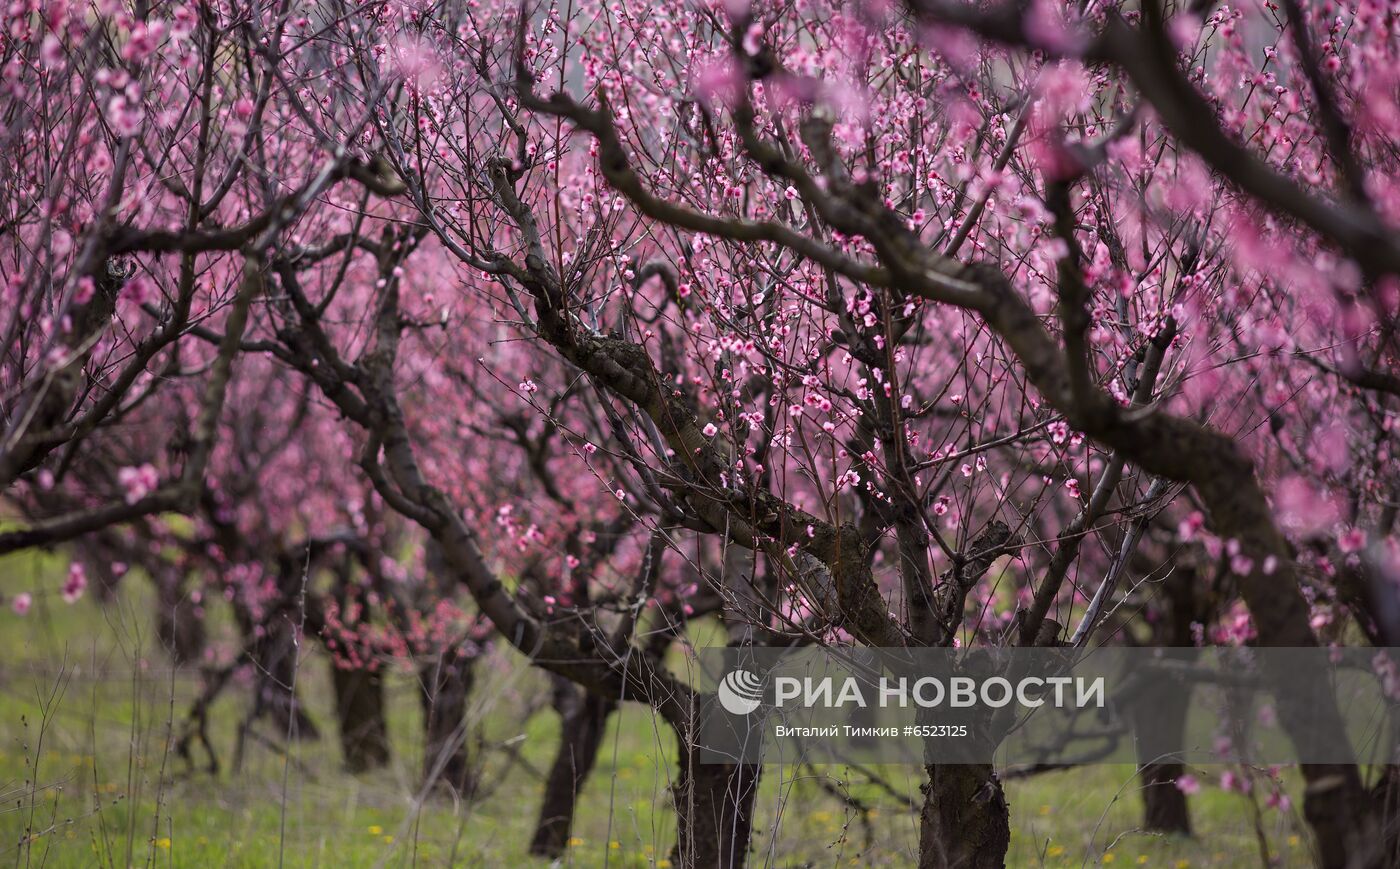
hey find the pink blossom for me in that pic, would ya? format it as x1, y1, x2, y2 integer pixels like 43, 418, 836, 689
1220, 770, 1251, 794
1043, 238, 1070, 261
11, 593, 32, 616
1338, 527, 1366, 553
1024, 0, 1082, 53
1178, 511, 1205, 541
40, 34, 64, 69
62, 563, 87, 604
1175, 774, 1200, 795
171, 5, 196, 38
106, 94, 144, 137
741, 22, 764, 56
1274, 476, 1342, 538
390, 36, 441, 89
121, 21, 166, 66
117, 463, 159, 504
1035, 63, 1091, 118
1168, 14, 1203, 49
120, 275, 151, 306
1028, 137, 1080, 183
692, 58, 742, 106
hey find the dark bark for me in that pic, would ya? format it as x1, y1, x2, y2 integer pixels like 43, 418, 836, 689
1139, 760, 1191, 835
1135, 567, 1201, 835
419, 646, 476, 798
154, 571, 206, 666
1369, 763, 1400, 868
248, 612, 320, 740
232, 607, 319, 772
671, 739, 760, 869
331, 665, 391, 772
530, 678, 617, 857
917, 763, 1011, 869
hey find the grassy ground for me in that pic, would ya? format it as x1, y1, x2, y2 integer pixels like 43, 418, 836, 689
0, 553, 1314, 867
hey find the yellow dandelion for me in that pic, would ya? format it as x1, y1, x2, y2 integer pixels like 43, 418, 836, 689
1288, 835, 1301, 847
367, 825, 383, 836
1039, 804, 1052, 816
382, 835, 394, 844
1137, 858, 1148, 866
1103, 854, 1116, 864
568, 837, 585, 847
1048, 844, 1065, 857
1176, 860, 1191, 868
609, 841, 621, 850
155, 838, 171, 850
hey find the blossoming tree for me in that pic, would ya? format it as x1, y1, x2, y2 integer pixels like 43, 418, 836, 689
6, 0, 1400, 866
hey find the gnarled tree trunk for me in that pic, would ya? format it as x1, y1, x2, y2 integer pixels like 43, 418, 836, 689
154, 568, 206, 666
530, 678, 616, 857
918, 763, 1010, 869
1135, 567, 1202, 834
1138, 752, 1191, 835
249, 613, 320, 740
420, 646, 476, 798
671, 739, 760, 869
331, 665, 391, 772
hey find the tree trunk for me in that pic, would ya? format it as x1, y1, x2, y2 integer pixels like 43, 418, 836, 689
530, 679, 616, 857
1135, 570, 1198, 835
671, 734, 760, 869
250, 615, 319, 740
420, 647, 475, 798
665, 549, 765, 868
154, 570, 206, 665
1368, 763, 1400, 868
918, 763, 1010, 869
331, 665, 391, 772
1139, 758, 1191, 834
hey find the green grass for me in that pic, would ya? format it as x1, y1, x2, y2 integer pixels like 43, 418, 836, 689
0, 559, 1315, 867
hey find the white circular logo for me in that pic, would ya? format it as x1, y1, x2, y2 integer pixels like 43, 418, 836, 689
717, 669, 764, 715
